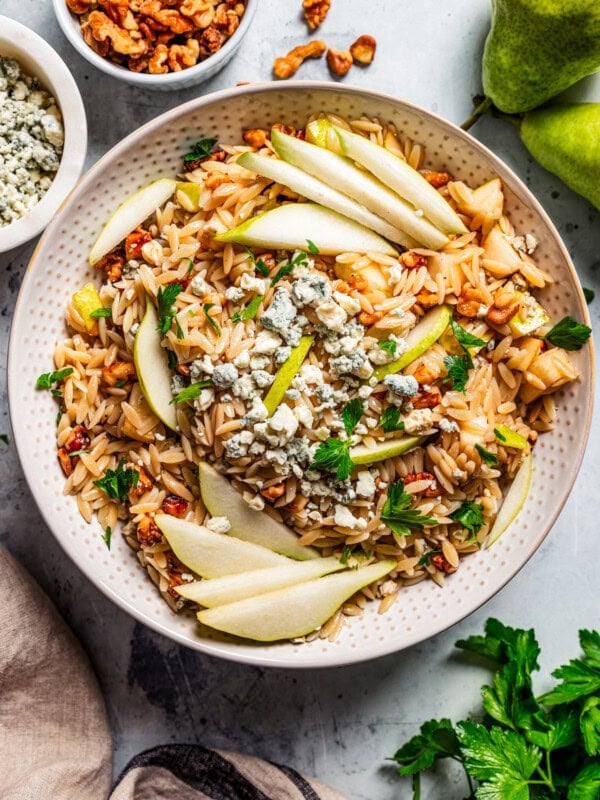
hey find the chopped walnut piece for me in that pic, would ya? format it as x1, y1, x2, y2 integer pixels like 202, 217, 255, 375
139, 0, 194, 33
456, 285, 487, 318
162, 494, 189, 517
95, 251, 124, 282
213, 2, 241, 35
136, 515, 162, 546
430, 552, 457, 574
179, 0, 215, 28
242, 128, 268, 148
415, 288, 439, 308
125, 227, 152, 260
349, 34, 376, 65
326, 47, 353, 77
57, 447, 74, 477
168, 38, 200, 70
400, 251, 428, 269
128, 464, 153, 498
424, 171, 452, 189
198, 25, 223, 57
273, 40, 326, 79
148, 43, 169, 73
65, 425, 91, 453
412, 388, 442, 409
302, 0, 331, 30
261, 482, 286, 501
67, 0, 94, 13
88, 10, 148, 56
101, 360, 136, 387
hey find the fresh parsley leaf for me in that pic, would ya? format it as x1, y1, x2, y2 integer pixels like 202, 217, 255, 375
568, 761, 600, 800
0, 434, 8, 445
443, 353, 472, 393
255, 258, 270, 277
183, 137, 217, 162
102, 526, 112, 550
583, 287, 595, 305
310, 438, 354, 481
450, 500, 484, 535
306, 239, 319, 254
581, 629, 600, 667
417, 549, 440, 567
93, 458, 139, 502
36, 367, 74, 390
167, 350, 178, 371
540, 658, 600, 706
476, 443, 498, 465
456, 618, 540, 671
51, 388, 63, 397
380, 407, 405, 433
544, 316, 592, 351
378, 340, 397, 356
231, 294, 264, 322
341, 398, 363, 437
270, 252, 308, 286
450, 318, 486, 350
456, 720, 542, 786
340, 546, 353, 565
171, 380, 212, 404
579, 698, 600, 758
392, 718, 461, 776
156, 283, 183, 335
114, 379, 128, 389
381, 481, 437, 537
494, 426, 507, 442
203, 303, 222, 336
89, 307, 112, 319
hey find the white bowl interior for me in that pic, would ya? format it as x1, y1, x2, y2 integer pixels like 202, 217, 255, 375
0, 16, 87, 252
8, 83, 593, 667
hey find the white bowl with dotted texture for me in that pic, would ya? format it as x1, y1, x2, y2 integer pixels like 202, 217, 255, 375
0, 16, 87, 253
8, 83, 593, 667
52, 0, 258, 90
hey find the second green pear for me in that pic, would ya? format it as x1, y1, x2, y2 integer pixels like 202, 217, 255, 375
482, 0, 600, 113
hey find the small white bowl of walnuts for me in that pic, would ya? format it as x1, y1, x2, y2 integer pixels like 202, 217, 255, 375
52, 0, 258, 89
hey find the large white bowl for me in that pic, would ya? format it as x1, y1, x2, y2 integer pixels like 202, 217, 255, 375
0, 16, 87, 252
52, 0, 258, 90
8, 83, 593, 667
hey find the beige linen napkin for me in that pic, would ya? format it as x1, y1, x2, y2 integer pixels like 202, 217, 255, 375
0, 546, 348, 800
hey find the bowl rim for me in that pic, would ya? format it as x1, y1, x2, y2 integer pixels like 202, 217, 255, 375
9, 81, 595, 667
51, 0, 258, 87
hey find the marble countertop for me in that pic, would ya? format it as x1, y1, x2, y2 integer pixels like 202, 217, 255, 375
1, 2, 598, 798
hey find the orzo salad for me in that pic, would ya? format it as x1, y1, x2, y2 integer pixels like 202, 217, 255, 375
42, 113, 591, 643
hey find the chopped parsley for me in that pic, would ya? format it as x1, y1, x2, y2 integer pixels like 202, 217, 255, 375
36, 367, 74, 390
443, 353, 472, 393
380, 407, 405, 433
450, 500, 484, 535
255, 258, 270, 277
340, 546, 353, 565
89, 307, 112, 319
183, 137, 217, 162
417, 549, 441, 567
114, 379, 128, 389
381, 481, 437, 537
475, 444, 498, 465
156, 283, 183, 336
306, 239, 320, 254
171, 380, 212, 404
93, 458, 139, 502
341, 398, 363, 436
270, 252, 308, 287
449, 318, 486, 350
102, 526, 112, 550
231, 294, 264, 322
310, 399, 363, 480
544, 316, 591, 351
202, 303, 222, 336
378, 340, 397, 356
583, 287, 595, 304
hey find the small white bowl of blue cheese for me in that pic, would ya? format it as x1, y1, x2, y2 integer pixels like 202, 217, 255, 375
0, 16, 87, 252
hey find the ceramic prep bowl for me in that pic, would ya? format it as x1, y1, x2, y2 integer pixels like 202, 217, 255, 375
52, 0, 258, 90
8, 82, 593, 667
0, 16, 87, 253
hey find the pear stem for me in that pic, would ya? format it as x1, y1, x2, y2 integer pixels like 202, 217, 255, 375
461, 97, 493, 131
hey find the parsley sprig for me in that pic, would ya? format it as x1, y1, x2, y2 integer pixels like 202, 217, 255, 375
156, 283, 183, 338
270, 252, 309, 287
310, 398, 363, 480
93, 458, 139, 502
36, 367, 74, 390
450, 500, 484, 535
380, 407, 405, 433
475, 443, 498, 465
171, 379, 212, 404
443, 320, 487, 393
183, 137, 217, 162
391, 619, 600, 799
544, 316, 591, 351
381, 481, 437, 537
378, 340, 397, 356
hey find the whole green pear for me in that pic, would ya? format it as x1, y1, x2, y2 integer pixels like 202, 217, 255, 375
482, 0, 600, 113
520, 103, 600, 211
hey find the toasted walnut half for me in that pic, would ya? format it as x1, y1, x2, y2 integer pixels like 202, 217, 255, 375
349, 34, 376, 65
302, 0, 331, 30
273, 40, 326, 79
326, 47, 353, 77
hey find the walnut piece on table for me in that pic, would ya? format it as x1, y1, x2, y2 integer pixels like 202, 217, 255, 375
349, 34, 376, 65
272, 40, 326, 79
326, 47, 353, 77
302, 0, 331, 30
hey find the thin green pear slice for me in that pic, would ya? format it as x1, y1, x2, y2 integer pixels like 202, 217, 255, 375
177, 557, 346, 608
133, 299, 178, 431
372, 304, 453, 381
199, 462, 319, 560
89, 178, 176, 266
486, 453, 532, 547
214, 202, 398, 256
271, 129, 448, 250
197, 560, 396, 641
263, 335, 314, 417
307, 119, 467, 236
155, 514, 290, 578
237, 151, 418, 249
350, 436, 427, 465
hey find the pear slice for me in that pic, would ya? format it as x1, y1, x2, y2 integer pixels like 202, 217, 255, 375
307, 119, 467, 236
133, 299, 177, 431
175, 181, 201, 212
237, 151, 418, 249
494, 424, 529, 450
271, 129, 448, 250
155, 514, 290, 578
177, 557, 345, 608
372, 304, 452, 381
72, 282, 104, 333
350, 435, 427, 465
214, 202, 398, 256
262, 334, 314, 417
486, 453, 532, 547
199, 462, 319, 560
89, 178, 176, 266
197, 560, 396, 641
